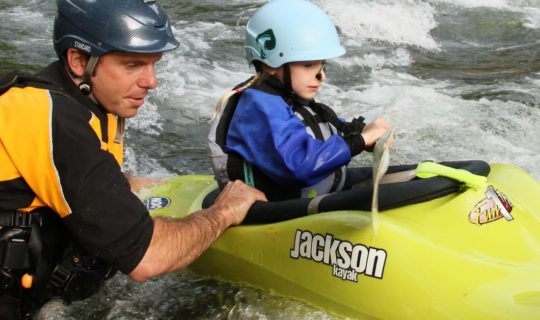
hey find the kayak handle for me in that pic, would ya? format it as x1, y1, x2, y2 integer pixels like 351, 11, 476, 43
416, 161, 487, 189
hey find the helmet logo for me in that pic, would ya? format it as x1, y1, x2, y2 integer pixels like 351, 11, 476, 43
256, 29, 276, 59
74, 41, 91, 54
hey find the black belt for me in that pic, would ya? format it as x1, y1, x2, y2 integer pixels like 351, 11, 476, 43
0, 211, 40, 227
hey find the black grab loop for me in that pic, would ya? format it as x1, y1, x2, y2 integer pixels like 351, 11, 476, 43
203, 160, 491, 224
0, 72, 58, 96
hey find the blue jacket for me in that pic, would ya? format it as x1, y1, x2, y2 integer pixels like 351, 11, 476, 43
226, 87, 352, 188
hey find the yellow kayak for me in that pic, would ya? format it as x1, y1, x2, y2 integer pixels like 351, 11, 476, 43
138, 162, 540, 319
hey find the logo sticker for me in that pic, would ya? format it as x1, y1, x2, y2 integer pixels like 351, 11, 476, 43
143, 197, 171, 211
290, 230, 387, 282
256, 29, 276, 59
74, 41, 91, 54
469, 186, 513, 225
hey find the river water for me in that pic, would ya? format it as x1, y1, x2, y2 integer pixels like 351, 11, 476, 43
1, 0, 540, 319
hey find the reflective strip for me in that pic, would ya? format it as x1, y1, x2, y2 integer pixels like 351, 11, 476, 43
243, 162, 255, 187
307, 194, 331, 215
108, 114, 124, 165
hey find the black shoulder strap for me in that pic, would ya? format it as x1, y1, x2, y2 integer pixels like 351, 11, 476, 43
292, 105, 325, 140
215, 92, 242, 148
0, 72, 57, 95
311, 102, 345, 131
292, 102, 344, 140
215, 77, 255, 148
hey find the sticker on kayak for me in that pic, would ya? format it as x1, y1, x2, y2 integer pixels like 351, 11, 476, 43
143, 196, 171, 211
290, 230, 387, 283
469, 185, 513, 225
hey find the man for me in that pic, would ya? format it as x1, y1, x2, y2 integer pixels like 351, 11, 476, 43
0, 0, 266, 318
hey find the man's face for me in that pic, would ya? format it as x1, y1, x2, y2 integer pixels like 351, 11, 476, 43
91, 52, 163, 118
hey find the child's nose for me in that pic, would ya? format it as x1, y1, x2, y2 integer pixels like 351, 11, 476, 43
316, 68, 326, 81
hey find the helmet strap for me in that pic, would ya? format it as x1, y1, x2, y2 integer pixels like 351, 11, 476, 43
282, 63, 311, 106
283, 63, 293, 93
79, 56, 99, 96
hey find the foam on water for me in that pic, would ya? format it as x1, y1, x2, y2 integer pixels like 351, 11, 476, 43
318, 0, 440, 50
148, 21, 252, 122
324, 68, 540, 179
429, 0, 512, 8
335, 47, 412, 70
2, 1, 540, 319
432, 0, 540, 10
522, 7, 540, 29
0, 4, 54, 69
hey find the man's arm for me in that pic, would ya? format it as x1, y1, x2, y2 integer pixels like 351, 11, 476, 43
128, 180, 266, 282
124, 172, 166, 193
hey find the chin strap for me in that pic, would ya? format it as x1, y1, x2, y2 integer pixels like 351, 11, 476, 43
281, 64, 309, 109
78, 56, 99, 96
283, 63, 294, 94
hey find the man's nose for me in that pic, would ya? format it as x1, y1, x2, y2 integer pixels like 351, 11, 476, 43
140, 66, 158, 89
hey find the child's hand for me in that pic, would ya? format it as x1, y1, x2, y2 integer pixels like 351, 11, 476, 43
361, 119, 391, 152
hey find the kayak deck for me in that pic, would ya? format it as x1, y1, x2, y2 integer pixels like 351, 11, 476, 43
139, 164, 540, 319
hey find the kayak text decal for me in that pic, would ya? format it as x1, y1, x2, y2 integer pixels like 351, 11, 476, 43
469, 185, 513, 225
290, 230, 387, 282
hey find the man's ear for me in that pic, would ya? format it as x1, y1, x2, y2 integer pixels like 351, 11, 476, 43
65, 48, 88, 78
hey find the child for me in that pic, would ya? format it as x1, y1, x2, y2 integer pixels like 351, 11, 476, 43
209, 0, 390, 201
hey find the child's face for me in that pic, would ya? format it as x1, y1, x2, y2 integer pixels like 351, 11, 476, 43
278, 60, 327, 100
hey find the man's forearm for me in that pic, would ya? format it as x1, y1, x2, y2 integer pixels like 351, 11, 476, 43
128, 208, 230, 282
128, 180, 266, 282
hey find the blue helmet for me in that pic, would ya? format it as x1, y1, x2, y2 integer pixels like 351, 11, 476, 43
245, 0, 346, 68
53, 0, 179, 58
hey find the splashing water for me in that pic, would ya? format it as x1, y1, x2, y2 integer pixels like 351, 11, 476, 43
2, 0, 540, 318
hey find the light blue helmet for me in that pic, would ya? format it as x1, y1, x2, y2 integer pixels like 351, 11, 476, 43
245, 0, 346, 68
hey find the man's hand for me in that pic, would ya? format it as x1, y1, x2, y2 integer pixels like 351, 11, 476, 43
212, 180, 268, 226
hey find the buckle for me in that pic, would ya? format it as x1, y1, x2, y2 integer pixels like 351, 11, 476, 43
49, 265, 72, 290
0, 211, 38, 227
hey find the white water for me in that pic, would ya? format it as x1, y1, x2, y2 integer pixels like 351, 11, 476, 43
121, 0, 540, 180
1, 0, 540, 319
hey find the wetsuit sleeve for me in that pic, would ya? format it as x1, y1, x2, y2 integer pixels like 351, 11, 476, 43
226, 89, 352, 188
